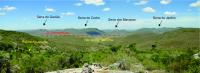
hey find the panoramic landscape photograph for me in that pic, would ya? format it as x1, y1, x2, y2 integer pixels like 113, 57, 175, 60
0, 0, 199, 73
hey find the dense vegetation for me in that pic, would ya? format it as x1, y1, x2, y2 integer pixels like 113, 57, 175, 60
0, 28, 199, 73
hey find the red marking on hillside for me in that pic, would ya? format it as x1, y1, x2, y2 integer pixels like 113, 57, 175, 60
44, 32, 71, 35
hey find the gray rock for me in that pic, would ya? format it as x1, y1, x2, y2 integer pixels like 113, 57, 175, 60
90, 63, 102, 69
81, 63, 93, 73
109, 60, 129, 70
194, 53, 200, 59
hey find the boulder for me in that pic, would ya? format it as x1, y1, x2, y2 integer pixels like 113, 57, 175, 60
81, 63, 93, 73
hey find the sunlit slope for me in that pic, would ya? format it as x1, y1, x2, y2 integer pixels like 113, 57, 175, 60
0, 29, 46, 50
121, 28, 200, 49
157, 28, 200, 49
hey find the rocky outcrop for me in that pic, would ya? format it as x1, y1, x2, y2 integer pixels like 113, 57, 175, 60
81, 63, 93, 73
46, 63, 133, 73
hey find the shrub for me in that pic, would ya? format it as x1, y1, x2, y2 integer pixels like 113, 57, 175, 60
0, 42, 14, 52
110, 45, 121, 52
66, 52, 84, 68
127, 43, 136, 51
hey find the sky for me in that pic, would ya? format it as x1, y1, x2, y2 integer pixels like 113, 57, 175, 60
0, 0, 199, 30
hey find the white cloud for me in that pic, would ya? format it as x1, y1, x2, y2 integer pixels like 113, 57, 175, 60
143, 7, 155, 13
164, 11, 176, 16
61, 12, 75, 16
134, 0, 148, 5
102, 8, 110, 12
2, 6, 16, 11
0, 8, 1, 11
82, 0, 105, 6
75, 3, 82, 6
0, 12, 5, 16
45, 8, 55, 12
190, 0, 200, 7
160, 0, 171, 5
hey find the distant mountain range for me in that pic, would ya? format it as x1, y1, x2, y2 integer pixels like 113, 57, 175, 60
18, 27, 178, 36
1, 27, 199, 50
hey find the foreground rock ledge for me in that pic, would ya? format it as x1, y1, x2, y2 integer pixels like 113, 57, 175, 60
46, 68, 133, 73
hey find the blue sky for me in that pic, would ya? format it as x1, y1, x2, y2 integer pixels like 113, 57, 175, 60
0, 0, 199, 30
